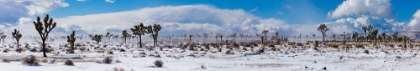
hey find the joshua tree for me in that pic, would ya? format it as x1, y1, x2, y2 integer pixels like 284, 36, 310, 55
130, 23, 147, 48
219, 35, 223, 42
12, 29, 22, 48
122, 30, 129, 43
150, 24, 162, 47
105, 32, 111, 42
92, 34, 102, 44
393, 32, 399, 42
352, 32, 359, 42
33, 14, 57, 57
67, 31, 76, 53
275, 32, 279, 39
261, 30, 268, 44
202, 32, 209, 42
362, 26, 367, 41
189, 34, 193, 43
312, 34, 315, 40
368, 29, 379, 43
317, 24, 329, 42
381, 33, 386, 42
0, 32, 6, 43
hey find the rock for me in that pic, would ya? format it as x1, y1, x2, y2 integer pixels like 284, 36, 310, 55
322, 67, 327, 70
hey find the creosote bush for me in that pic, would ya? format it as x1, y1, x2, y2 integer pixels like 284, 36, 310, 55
65, 59, 74, 66
154, 60, 164, 67
103, 57, 113, 64
2, 58, 10, 63
22, 55, 39, 66
363, 50, 369, 54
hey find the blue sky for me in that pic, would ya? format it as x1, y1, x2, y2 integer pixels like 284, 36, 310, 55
1, 0, 420, 36
48, 0, 420, 24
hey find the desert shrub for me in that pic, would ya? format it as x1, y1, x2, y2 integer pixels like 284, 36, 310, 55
201, 65, 206, 69
2, 59, 10, 63
64, 60, 74, 66
103, 57, 113, 64
139, 52, 146, 57
41, 59, 48, 63
225, 50, 234, 55
243, 47, 248, 51
49, 58, 56, 64
108, 51, 113, 54
154, 60, 164, 67
3, 48, 10, 53
315, 40, 319, 47
16, 48, 23, 53
232, 42, 240, 49
22, 55, 39, 66
218, 47, 222, 52
363, 50, 369, 54
30, 48, 37, 52
113, 67, 125, 71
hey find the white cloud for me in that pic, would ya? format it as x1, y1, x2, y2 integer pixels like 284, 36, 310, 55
328, 0, 391, 18
0, 0, 69, 23
408, 10, 420, 29
18, 5, 289, 36
318, 15, 405, 35
105, 0, 116, 3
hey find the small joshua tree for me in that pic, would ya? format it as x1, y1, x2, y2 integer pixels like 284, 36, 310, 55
92, 34, 102, 44
189, 34, 193, 43
131, 23, 148, 48
261, 30, 268, 45
106, 32, 111, 42
12, 29, 22, 48
33, 14, 57, 57
122, 30, 129, 43
67, 31, 76, 53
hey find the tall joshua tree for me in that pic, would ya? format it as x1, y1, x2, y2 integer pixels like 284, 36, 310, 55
122, 30, 129, 43
317, 24, 329, 42
130, 23, 147, 48
362, 26, 367, 42
12, 29, 22, 48
33, 14, 57, 57
67, 31, 76, 53
151, 24, 162, 47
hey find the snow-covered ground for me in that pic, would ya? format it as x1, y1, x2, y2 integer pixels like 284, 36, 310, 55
0, 36, 419, 71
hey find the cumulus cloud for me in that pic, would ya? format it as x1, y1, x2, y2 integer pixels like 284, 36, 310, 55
0, 0, 69, 24
408, 10, 420, 29
32, 5, 292, 36
328, 0, 391, 18
318, 15, 405, 35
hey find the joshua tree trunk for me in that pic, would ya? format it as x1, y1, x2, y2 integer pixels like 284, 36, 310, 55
42, 40, 47, 57
139, 36, 142, 48
261, 36, 264, 45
